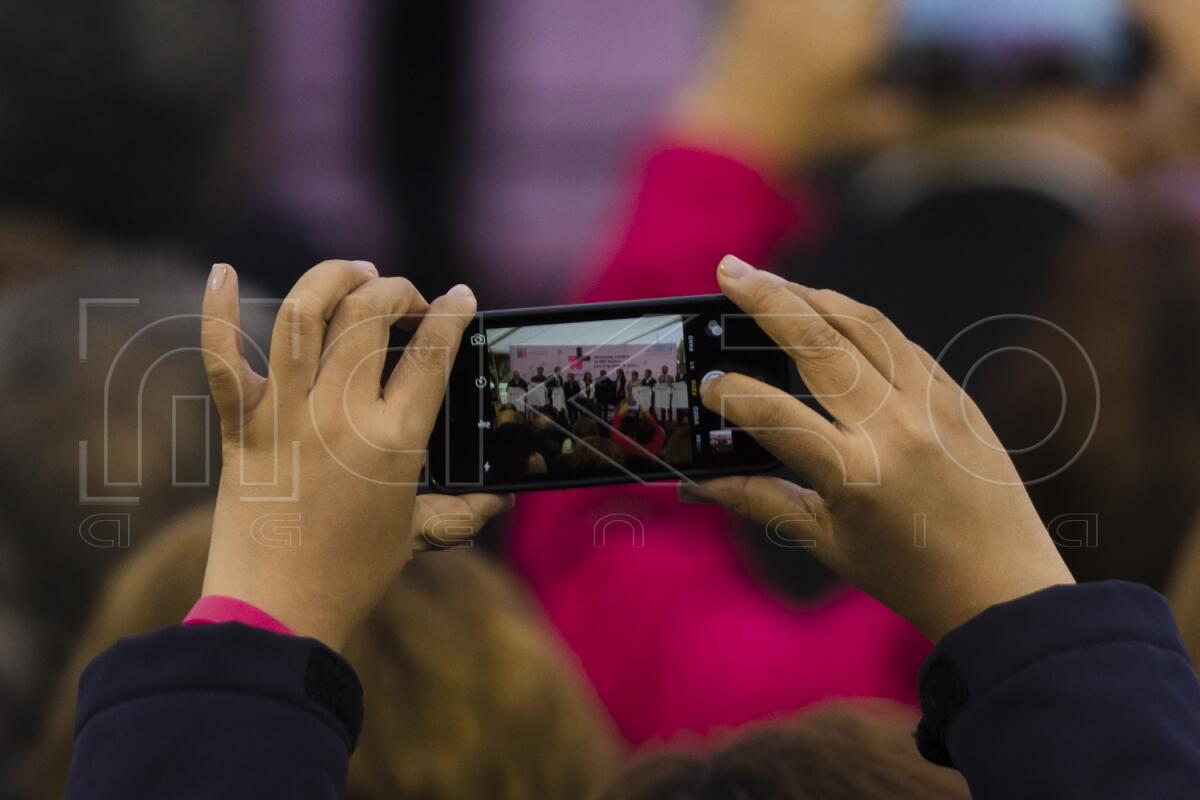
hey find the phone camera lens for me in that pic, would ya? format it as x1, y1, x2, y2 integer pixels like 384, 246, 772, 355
706, 320, 723, 338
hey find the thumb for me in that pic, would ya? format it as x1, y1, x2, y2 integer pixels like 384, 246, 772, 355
201, 263, 267, 432
679, 475, 833, 550
411, 493, 516, 552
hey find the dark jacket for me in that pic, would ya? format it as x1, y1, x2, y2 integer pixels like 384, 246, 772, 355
66, 582, 1200, 798
65, 623, 360, 799
917, 581, 1200, 799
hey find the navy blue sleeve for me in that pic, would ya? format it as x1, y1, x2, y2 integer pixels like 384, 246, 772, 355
66, 623, 362, 800
917, 581, 1200, 800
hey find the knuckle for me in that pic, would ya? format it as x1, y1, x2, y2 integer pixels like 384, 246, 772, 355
288, 296, 326, 328
854, 302, 888, 327
796, 323, 846, 359
386, 276, 417, 298
748, 396, 792, 432
753, 282, 795, 316
338, 293, 381, 321
312, 258, 356, 275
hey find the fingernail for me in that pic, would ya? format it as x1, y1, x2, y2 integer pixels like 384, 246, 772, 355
678, 484, 711, 504
700, 370, 725, 387
447, 284, 474, 298
719, 255, 753, 279
353, 260, 377, 275
210, 263, 228, 290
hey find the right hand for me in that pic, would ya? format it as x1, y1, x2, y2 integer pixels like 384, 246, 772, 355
681, 256, 1074, 642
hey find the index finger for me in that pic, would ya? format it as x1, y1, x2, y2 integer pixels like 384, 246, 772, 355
716, 256, 891, 423
267, 259, 379, 389
383, 284, 477, 446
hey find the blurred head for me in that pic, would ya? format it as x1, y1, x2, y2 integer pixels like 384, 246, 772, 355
495, 404, 520, 428
536, 366, 545, 375
593, 701, 968, 800
618, 413, 657, 445
0, 0, 256, 244
22, 506, 619, 799
571, 436, 625, 474
571, 416, 601, 440
980, 208, 1200, 588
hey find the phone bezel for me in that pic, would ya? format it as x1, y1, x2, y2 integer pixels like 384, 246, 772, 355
428, 294, 791, 494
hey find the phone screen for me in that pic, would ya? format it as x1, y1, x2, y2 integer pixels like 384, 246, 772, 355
430, 295, 792, 492
886, 0, 1148, 91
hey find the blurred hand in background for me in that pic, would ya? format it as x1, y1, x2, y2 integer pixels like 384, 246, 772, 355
674, 0, 908, 170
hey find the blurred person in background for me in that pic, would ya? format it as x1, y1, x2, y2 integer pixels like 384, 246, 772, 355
509, 0, 928, 747
0, 263, 272, 788
981, 209, 1200, 589
0, 0, 261, 780
21, 506, 619, 800
0, 0, 257, 290
1126, 0, 1200, 215
795, 0, 1200, 595
798, 0, 1167, 378
508, 0, 1192, 747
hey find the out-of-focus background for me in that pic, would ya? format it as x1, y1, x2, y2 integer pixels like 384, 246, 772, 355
5, 1, 1200, 798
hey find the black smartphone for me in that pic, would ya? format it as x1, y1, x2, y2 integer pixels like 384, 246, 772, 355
428, 294, 794, 493
883, 0, 1152, 93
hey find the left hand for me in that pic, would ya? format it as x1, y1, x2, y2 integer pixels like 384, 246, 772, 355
199, 261, 512, 649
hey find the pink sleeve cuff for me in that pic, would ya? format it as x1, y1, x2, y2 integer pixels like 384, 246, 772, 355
183, 595, 294, 636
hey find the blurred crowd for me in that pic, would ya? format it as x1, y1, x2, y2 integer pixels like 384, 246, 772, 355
5, 0, 1200, 798
490, 364, 692, 482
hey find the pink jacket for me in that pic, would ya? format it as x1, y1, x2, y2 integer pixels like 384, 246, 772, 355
509, 143, 930, 746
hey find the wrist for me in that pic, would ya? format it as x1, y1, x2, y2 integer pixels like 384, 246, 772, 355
200, 574, 354, 651
925, 569, 1077, 643
184, 595, 294, 636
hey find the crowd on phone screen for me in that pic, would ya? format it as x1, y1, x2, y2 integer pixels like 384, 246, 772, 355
489, 364, 692, 481
5, 1, 1200, 799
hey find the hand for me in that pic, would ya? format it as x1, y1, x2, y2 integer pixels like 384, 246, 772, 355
200, 261, 512, 649
681, 256, 1074, 641
673, 0, 905, 169
1133, 0, 1200, 102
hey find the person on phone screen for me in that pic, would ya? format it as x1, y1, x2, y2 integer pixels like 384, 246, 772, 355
595, 370, 615, 416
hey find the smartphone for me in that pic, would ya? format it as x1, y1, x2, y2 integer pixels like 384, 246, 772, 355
428, 294, 794, 493
884, 0, 1152, 92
